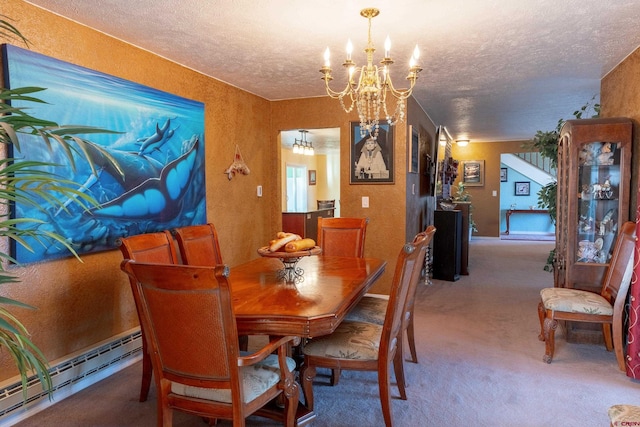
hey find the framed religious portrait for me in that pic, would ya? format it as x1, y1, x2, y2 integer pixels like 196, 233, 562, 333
461, 160, 484, 186
515, 181, 530, 196
350, 121, 394, 184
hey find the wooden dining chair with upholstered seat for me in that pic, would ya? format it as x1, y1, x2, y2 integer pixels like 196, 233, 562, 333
172, 222, 224, 266
300, 230, 431, 427
538, 220, 635, 370
317, 217, 368, 258
172, 222, 251, 350
316, 216, 368, 385
120, 261, 299, 427
345, 225, 436, 369
118, 231, 179, 402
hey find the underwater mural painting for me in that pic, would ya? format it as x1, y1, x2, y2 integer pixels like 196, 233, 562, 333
2, 44, 206, 263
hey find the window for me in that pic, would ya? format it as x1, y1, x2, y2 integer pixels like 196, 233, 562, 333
286, 164, 307, 212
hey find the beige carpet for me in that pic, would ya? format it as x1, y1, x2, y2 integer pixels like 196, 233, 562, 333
14, 238, 639, 426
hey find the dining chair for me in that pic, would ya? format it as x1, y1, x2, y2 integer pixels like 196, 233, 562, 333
345, 225, 436, 367
300, 230, 431, 427
538, 220, 635, 370
172, 222, 251, 351
316, 216, 368, 385
317, 217, 368, 258
120, 260, 299, 427
117, 230, 179, 402
172, 222, 224, 266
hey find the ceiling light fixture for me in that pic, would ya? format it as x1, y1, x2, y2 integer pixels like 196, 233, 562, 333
293, 130, 314, 156
456, 139, 469, 147
320, 7, 422, 141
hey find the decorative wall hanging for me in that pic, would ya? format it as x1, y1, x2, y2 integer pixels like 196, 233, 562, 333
2, 44, 206, 264
350, 121, 394, 184
461, 160, 485, 186
224, 145, 250, 180
409, 125, 419, 174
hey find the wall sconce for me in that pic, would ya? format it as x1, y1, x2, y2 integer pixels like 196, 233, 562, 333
456, 139, 469, 147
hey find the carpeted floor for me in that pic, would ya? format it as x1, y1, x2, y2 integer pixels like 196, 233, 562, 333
13, 238, 639, 426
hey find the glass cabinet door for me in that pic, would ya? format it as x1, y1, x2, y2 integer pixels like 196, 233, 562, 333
576, 141, 621, 264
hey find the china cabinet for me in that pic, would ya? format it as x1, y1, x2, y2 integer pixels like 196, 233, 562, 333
554, 118, 632, 342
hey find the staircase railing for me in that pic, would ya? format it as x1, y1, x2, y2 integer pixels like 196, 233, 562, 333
515, 152, 556, 177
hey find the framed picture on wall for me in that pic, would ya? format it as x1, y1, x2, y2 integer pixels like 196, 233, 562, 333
461, 160, 484, 186
515, 181, 530, 196
308, 170, 316, 185
500, 167, 508, 182
350, 121, 394, 184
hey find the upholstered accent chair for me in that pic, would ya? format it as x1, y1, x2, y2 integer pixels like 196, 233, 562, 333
538, 221, 635, 370
346, 225, 436, 366
608, 404, 640, 426
120, 261, 299, 427
117, 231, 179, 402
300, 230, 431, 427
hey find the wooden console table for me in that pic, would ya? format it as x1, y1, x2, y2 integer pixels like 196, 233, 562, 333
504, 209, 549, 235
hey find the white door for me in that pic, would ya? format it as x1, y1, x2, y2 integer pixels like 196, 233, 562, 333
286, 164, 307, 212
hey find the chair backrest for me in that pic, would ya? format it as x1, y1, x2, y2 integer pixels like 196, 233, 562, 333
380, 230, 433, 358
120, 261, 244, 400
403, 225, 436, 315
317, 217, 368, 258
602, 221, 636, 307
173, 223, 224, 266
117, 230, 179, 264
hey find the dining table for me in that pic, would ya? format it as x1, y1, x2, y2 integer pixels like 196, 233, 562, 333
229, 253, 387, 425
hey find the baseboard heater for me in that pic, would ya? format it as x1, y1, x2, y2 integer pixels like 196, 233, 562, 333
0, 328, 143, 427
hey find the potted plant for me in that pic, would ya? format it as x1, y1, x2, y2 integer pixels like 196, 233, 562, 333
525, 98, 600, 271
0, 17, 117, 399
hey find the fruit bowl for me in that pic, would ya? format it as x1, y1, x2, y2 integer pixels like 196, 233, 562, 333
257, 246, 322, 282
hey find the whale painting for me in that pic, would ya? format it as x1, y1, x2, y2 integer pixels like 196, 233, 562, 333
2, 44, 206, 263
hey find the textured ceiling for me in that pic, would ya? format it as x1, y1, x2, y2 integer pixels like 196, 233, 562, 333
24, 0, 640, 148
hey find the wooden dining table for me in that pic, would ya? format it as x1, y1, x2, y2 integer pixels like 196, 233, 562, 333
229, 253, 386, 426
230, 254, 387, 338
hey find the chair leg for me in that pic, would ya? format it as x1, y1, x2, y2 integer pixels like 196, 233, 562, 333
393, 349, 407, 400
542, 316, 558, 364
407, 312, 418, 363
611, 319, 627, 372
378, 361, 394, 427
602, 323, 614, 352
140, 340, 152, 402
300, 362, 317, 411
537, 301, 546, 342
283, 379, 299, 427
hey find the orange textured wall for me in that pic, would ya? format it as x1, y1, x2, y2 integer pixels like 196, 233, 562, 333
0, 0, 276, 380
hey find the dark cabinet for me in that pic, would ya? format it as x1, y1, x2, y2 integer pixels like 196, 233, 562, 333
432, 209, 462, 281
282, 208, 335, 241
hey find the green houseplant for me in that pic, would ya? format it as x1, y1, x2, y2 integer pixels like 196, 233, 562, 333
0, 17, 118, 399
525, 98, 600, 271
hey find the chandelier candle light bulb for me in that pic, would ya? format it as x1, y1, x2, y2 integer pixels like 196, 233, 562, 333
320, 7, 422, 140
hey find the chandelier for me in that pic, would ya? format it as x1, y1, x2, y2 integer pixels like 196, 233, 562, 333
292, 130, 314, 156
320, 7, 422, 140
